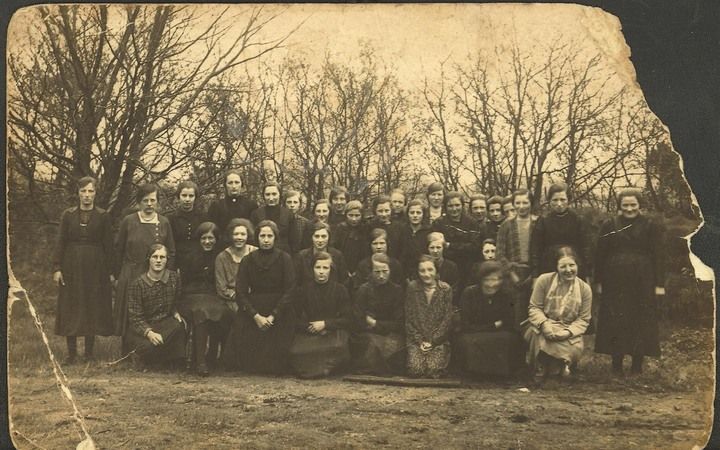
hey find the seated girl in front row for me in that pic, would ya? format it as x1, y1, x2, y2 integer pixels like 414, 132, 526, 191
289, 251, 353, 378
350, 253, 406, 375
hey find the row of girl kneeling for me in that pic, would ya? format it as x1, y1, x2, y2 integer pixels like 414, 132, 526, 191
128, 216, 591, 381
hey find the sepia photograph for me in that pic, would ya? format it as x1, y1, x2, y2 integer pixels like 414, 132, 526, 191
5, 3, 716, 449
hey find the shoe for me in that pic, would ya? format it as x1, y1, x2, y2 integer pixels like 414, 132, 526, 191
197, 362, 210, 377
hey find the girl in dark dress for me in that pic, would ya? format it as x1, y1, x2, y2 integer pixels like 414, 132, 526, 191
286, 190, 311, 254
331, 200, 369, 277
295, 221, 349, 287
594, 189, 665, 375
126, 244, 187, 366
222, 220, 296, 374
250, 182, 296, 254
207, 170, 258, 244
350, 253, 405, 375
432, 191, 485, 291
354, 228, 405, 289
289, 251, 353, 378
457, 261, 523, 377
486, 195, 505, 239
53, 177, 114, 363
115, 184, 176, 347
177, 222, 232, 376
168, 180, 206, 274
399, 199, 432, 276
530, 182, 591, 281
405, 255, 454, 378
426, 182, 445, 223
328, 186, 350, 226
390, 188, 407, 225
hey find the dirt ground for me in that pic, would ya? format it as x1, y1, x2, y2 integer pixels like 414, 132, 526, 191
8, 334, 714, 449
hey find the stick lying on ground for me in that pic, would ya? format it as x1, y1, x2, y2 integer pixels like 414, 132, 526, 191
343, 374, 464, 388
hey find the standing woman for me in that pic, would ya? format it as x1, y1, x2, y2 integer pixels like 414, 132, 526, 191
530, 182, 591, 281
222, 220, 296, 374
114, 183, 176, 345
331, 200, 369, 277
524, 247, 592, 381
285, 190, 310, 254
426, 182, 445, 223
405, 255, 454, 378
53, 177, 114, 363
250, 181, 296, 254
207, 170, 258, 243
399, 199, 432, 274
168, 181, 206, 276
594, 188, 665, 375
176, 222, 231, 376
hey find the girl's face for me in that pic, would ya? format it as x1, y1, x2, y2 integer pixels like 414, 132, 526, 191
407, 205, 424, 226
418, 261, 437, 285
314, 203, 330, 222
313, 258, 332, 284
149, 247, 168, 273
140, 191, 158, 215
371, 261, 390, 285
231, 226, 248, 249
513, 195, 531, 218
264, 186, 280, 206
331, 195, 347, 215
225, 174, 243, 197
557, 256, 578, 282
446, 197, 463, 221
427, 240, 444, 260
179, 187, 196, 212
470, 199, 487, 221
481, 272, 502, 296
346, 209, 363, 227
312, 229, 330, 251
371, 237, 387, 254
285, 195, 302, 214
428, 190, 444, 208
200, 231, 217, 251
550, 191, 569, 215
482, 243, 496, 261
488, 203, 503, 222
503, 202, 516, 219
620, 196, 640, 219
257, 226, 276, 250
375, 202, 392, 224
79, 183, 96, 208
390, 193, 406, 214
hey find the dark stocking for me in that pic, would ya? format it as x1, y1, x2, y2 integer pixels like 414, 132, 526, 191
611, 354, 624, 373
194, 322, 209, 371
66, 337, 78, 359
84, 336, 95, 357
631, 355, 644, 374
207, 333, 220, 367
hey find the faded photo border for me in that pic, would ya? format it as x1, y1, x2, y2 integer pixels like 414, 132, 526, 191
2, 1, 719, 449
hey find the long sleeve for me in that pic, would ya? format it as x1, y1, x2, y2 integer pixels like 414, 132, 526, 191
430, 285, 454, 346
272, 252, 296, 318
375, 284, 404, 334
527, 275, 551, 328
161, 217, 176, 271
214, 252, 236, 301
593, 220, 613, 285
530, 217, 546, 278
579, 215, 593, 276
100, 212, 114, 270
404, 289, 423, 345
114, 215, 129, 277
566, 282, 592, 336
235, 257, 256, 317
127, 281, 151, 336
53, 210, 69, 272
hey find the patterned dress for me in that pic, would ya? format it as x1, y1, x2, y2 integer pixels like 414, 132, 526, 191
404, 280, 454, 377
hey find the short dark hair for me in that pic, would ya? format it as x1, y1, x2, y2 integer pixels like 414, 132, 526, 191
329, 186, 349, 203
511, 189, 532, 204
426, 182, 445, 197
482, 238, 496, 247
487, 195, 504, 207
443, 191, 464, 209
144, 243, 168, 271
547, 182, 568, 202
135, 183, 159, 204
312, 250, 333, 266
77, 176, 97, 191
555, 245, 581, 269
405, 199, 427, 221
344, 200, 363, 215
311, 220, 331, 236
263, 181, 281, 196
176, 180, 199, 198
616, 187, 644, 209
370, 228, 388, 242
255, 220, 280, 244
195, 221, 220, 241
371, 253, 390, 266
469, 193, 487, 206
475, 260, 504, 282
226, 218, 254, 242
373, 194, 392, 212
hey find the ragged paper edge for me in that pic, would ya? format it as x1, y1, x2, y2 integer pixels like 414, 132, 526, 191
7, 267, 96, 450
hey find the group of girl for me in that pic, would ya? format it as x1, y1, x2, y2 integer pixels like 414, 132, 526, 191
53, 171, 664, 381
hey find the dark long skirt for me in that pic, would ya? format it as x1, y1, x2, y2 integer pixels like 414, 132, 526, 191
289, 330, 350, 378
114, 261, 144, 336
125, 317, 187, 363
56, 244, 113, 336
349, 332, 406, 375
222, 312, 294, 375
457, 331, 523, 376
595, 252, 660, 357
177, 293, 233, 328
